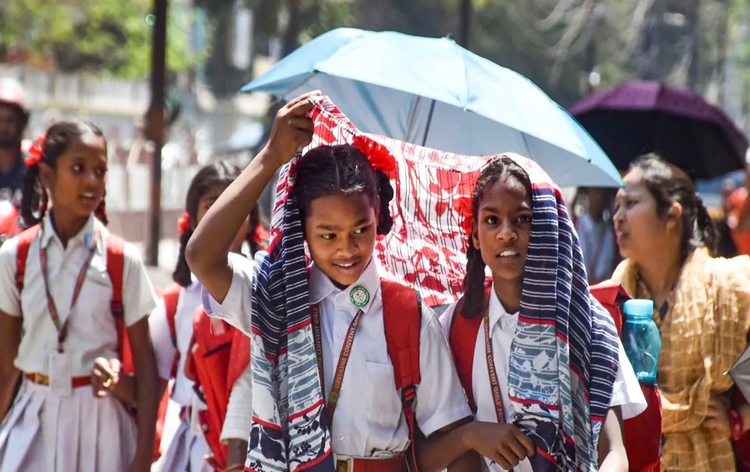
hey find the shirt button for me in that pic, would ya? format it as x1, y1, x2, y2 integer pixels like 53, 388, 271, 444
340, 383, 345, 390
338, 332, 345, 340
337, 433, 345, 441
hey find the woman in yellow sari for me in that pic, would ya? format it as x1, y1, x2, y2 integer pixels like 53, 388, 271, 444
610, 154, 750, 471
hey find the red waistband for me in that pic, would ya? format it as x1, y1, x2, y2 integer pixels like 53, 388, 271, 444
334, 454, 408, 472
25, 372, 92, 388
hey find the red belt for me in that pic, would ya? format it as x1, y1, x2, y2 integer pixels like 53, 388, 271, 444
25, 372, 92, 388
334, 454, 408, 472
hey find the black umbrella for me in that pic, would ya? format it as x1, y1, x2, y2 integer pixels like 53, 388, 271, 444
570, 80, 748, 180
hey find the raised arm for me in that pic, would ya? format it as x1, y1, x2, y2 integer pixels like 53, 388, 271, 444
186, 92, 317, 302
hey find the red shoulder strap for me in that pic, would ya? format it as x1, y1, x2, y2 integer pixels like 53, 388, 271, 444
162, 284, 182, 347
14, 225, 41, 295
589, 281, 631, 336
104, 233, 133, 375
381, 280, 421, 472
449, 297, 484, 413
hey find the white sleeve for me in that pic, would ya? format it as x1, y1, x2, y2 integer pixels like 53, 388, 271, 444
438, 301, 458, 336
415, 305, 472, 437
609, 339, 648, 420
148, 299, 177, 381
0, 238, 20, 317
122, 242, 158, 327
201, 253, 255, 337
221, 362, 254, 442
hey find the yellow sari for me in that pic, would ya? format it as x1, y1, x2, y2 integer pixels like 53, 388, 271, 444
611, 248, 750, 472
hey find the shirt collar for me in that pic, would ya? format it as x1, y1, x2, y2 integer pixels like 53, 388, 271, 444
40, 213, 99, 250
309, 257, 380, 315
488, 282, 519, 330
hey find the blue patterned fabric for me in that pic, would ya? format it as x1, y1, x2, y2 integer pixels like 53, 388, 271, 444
506, 157, 620, 471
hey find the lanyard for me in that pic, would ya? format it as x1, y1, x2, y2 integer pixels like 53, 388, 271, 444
483, 313, 507, 425
39, 230, 98, 353
311, 304, 364, 428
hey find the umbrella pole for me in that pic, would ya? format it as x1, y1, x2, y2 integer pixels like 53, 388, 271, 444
421, 99, 437, 146
405, 96, 422, 143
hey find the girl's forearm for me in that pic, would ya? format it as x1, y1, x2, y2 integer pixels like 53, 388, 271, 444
417, 419, 477, 472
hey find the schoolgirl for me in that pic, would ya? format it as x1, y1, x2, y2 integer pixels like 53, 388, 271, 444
0, 120, 159, 472
186, 93, 485, 471
92, 161, 261, 472
440, 156, 647, 471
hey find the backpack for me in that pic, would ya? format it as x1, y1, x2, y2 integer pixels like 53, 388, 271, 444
186, 279, 423, 471
15, 225, 169, 461
449, 282, 662, 472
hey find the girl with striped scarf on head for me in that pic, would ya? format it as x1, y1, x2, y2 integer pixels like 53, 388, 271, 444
440, 156, 647, 471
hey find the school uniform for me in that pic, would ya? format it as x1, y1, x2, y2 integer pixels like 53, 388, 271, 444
220, 363, 253, 445
0, 215, 157, 472
203, 254, 472, 461
150, 279, 212, 472
439, 283, 648, 472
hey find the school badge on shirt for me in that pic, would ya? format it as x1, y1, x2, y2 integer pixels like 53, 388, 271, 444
349, 286, 370, 308
84, 231, 96, 251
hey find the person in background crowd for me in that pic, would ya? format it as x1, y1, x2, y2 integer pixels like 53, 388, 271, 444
0, 78, 29, 204
574, 186, 619, 284
609, 154, 750, 471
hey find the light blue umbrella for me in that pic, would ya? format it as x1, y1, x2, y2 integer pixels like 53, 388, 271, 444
244, 28, 622, 187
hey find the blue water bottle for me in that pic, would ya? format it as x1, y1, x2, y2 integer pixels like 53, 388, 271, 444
621, 299, 661, 386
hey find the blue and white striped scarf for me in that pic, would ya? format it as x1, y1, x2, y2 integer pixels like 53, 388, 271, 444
506, 156, 620, 471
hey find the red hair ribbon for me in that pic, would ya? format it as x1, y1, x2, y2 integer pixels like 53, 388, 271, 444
24, 134, 46, 168
457, 196, 474, 237
177, 212, 192, 236
351, 135, 397, 174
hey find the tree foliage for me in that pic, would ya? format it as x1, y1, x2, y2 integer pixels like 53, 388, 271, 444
0, 0, 200, 77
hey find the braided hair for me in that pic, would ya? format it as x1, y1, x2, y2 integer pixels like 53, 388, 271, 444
292, 145, 394, 236
462, 157, 532, 318
173, 161, 243, 287
20, 120, 108, 228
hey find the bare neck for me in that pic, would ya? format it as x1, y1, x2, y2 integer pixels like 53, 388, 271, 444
634, 244, 683, 301
49, 209, 89, 249
492, 274, 522, 314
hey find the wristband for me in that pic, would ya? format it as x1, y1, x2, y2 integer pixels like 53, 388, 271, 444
729, 408, 744, 442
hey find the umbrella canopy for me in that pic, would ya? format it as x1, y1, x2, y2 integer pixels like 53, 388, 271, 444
570, 80, 748, 180
242, 27, 622, 188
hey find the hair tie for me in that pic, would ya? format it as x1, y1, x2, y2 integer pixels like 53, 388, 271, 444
177, 212, 192, 236
457, 196, 473, 237
352, 135, 397, 173
24, 134, 45, 168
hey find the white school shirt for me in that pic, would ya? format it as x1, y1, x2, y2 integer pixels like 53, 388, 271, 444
221, 362, 253, 442
203, 254, 472, 457
0, 215, 157, 377
149, 279, 204, 407
439, 285, 647, 472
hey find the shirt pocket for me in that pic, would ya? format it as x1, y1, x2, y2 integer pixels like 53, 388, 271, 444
364, 361, 402, 433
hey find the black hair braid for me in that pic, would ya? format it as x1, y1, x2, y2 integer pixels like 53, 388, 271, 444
94, 189, 109, 226
694, 196, 718, 255
173, 229, 194, 287
20, 164, 43, 228
462, 242, 487, 318
376, 170, 394, 235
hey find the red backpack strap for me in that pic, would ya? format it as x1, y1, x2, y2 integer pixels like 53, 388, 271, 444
589, 281, 631, 336
104, 233, 134, 375
14, 225, 41, 295
162, 284, 183, 377
448, 297, 483, 413
381, 280, 421, 472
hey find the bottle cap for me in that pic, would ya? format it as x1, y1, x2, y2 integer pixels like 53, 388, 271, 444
623, 299, 654, 318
